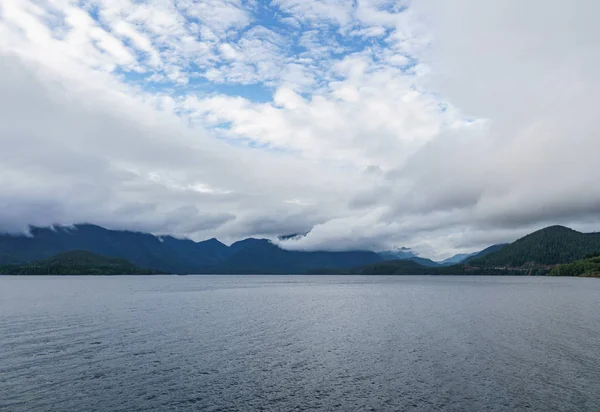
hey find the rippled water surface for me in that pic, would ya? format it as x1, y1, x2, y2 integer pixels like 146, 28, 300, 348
1, 275, 599, 411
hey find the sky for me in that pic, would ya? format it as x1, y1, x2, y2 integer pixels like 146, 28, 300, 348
1, 0, 599, 259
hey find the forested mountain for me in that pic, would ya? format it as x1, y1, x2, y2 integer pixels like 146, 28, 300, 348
0, 251, 160, 275
549, 255, 600, 277
409, 257, 441, 267
321, 226, 600, 276
0, 225, 227, 273
211, 238, 381, 274
464, 244, 508, 263
2, 224, 599, 275
470, 226, 600, 266
0, 224, 381, 274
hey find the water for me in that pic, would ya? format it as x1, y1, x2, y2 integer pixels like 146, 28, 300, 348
1, 275, 599, 412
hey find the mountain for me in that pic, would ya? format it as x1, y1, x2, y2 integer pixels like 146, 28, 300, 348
0, 251, 161, 275
379, 245, 509, 267
333, 225, 600, 276
408, 257, 441, 267
378, 248, 417, 260
212, 238, 381, 274
4, 223, 597, 275
0, 224, 220, 273
0, 253, 25, 265
378, 249, 440, 267
464, 244, 508, 263
159, 236, 230, 266
0, 224, 381, 274
438, 244, 509, 266
361, 259, 434, 276
470, 226, 600, 267
439, 253, 474, 266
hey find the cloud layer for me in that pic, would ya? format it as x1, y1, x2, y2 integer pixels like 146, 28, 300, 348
1, 0, 599, 259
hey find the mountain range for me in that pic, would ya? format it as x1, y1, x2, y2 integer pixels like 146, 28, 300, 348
349, 226, 600, 276
1, 224, 597, 275
0, 224, 498, 274
0, 224, 382, 274
377, 248, 492, 267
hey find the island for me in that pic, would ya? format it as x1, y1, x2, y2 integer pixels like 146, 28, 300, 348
0, 250, 162, 275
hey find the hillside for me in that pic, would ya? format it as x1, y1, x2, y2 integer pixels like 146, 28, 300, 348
0, 254, 24, 265
0, 224, 382, 274
549, 255, 600, 277
471, 226, 600, 267
464, 244, 508, 263
0, 251, 161, 275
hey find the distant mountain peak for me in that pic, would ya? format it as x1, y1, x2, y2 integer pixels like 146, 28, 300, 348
230, 237, 269, 246
530, 225, 579, 235
438, 253, 475, 265
202, 237, 226, 246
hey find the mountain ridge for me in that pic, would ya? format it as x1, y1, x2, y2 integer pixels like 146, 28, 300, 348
2, 223, 596, 275
470, 225, 600, 267
0, 224, 381, 274
314, 225, 600, 276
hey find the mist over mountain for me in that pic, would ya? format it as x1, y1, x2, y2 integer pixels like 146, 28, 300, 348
0, 224, 381, 274
5, 223, 593, 275
378, 249, 417, 260
322, 226, 600, 276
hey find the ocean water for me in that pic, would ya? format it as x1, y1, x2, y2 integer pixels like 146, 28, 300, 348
1, 275, 599, 412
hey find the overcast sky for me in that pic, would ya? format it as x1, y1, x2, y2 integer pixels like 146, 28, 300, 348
1, 0, 599, 259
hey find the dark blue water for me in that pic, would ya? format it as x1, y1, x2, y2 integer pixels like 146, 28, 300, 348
1, 275, 599, 411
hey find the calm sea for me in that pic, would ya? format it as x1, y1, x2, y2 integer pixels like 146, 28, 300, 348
1, 275, 599, 411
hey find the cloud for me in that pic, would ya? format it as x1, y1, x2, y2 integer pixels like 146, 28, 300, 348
272, 0, 353, 27
0, 52, 358, 243
1, 0, 599, 259
278, 0, 600, 257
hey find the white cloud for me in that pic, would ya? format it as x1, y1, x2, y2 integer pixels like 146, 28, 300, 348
177, 0, 251, 35
184, 53, 446, 169
1, 0, 599, 260
113, 21, 163, 67
218, 43, 237, 60
273, 0, 353, 27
